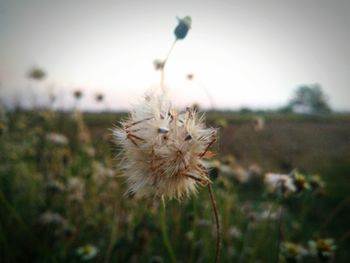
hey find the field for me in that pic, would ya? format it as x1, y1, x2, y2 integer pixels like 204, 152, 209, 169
1, 109, 349, 262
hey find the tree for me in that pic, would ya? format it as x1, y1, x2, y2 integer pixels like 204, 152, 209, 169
288, 84, 331, 114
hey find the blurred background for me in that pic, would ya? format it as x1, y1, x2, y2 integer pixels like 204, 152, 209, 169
1, 0, 350, 111
0, 0, 349, 262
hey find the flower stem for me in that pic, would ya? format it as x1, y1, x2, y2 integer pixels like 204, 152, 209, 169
160, 201, 177, 263
104, 203, 118, 263
207, 184, 221, 263
274, 206, 284, 263
160, 40, 177, 92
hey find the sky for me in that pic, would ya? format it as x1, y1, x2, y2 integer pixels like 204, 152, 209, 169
0, 0, 349, 111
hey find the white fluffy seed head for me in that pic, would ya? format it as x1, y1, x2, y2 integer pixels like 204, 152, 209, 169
112, 89, 217, 200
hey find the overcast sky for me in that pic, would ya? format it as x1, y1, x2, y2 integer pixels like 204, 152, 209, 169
0, 0, 349, 111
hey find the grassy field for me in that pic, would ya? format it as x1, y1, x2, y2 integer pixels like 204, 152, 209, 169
0, 109, 349, 262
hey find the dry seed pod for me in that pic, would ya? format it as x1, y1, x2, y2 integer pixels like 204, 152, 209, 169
113, 89, 217, 200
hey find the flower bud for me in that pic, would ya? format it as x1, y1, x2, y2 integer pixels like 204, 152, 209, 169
174, 16, 192, 40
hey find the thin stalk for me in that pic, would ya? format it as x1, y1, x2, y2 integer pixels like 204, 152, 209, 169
189, 198, 197, 263
274, 206, 284, 263
104, 203, 118, 263
196, 80, 216, 110
160, 201, 177, 263
338, 229, 350, 244
318, 196, 350, 233
207, 184, 221, 263
160, 40, 177, 92
238, 221, 250, 263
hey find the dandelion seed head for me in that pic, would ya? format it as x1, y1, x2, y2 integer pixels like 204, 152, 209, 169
113, 89, 217, 200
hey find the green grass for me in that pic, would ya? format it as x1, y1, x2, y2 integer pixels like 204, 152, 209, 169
0, 110, 349, 262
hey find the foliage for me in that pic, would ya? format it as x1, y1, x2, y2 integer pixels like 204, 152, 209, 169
0, 110, 349, 262
288, 84, 331, 114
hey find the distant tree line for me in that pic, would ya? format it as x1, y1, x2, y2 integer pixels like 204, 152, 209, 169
279, 84, 331, 114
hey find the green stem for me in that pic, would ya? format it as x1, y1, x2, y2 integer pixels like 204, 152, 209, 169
318, 196, 350, 233
238, 221, 250, 263
208, 184, 221, 263
274, 206, 283, 263
104, 203, 118, 263
0, 190, 28, 231
160, 201, 177, 263
189, 198, 197, 263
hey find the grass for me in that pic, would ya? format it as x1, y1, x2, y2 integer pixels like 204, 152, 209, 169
0, 109, 349, 262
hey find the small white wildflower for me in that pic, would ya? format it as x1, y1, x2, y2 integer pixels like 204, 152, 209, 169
46, 132, 68, 145
112, 89, 217, 200
93, 161, 115, 179
46, 180, 65, 193
39, 211, 66, 225
264, 173, 296, 195
281, 242, 308, 262
76, 244, 99, 261
67, 177, 85, 202
228, 226, 242, 239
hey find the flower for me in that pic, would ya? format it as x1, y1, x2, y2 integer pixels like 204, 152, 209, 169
28, 66, 46, 80
264, 173, 296, 195
67, 177, 85, 202
39, 211, 67, 226
95, 93, 104, 102
73, 90, 83, 100
38, 211, 76, 238
308, 238, 336, 262
280, 242, 307, 263
292, 171, 310, 192
93, 161, 115, 180
46, 132, 69, 145
174, 16, 192, 40
153, 59, 165, 70
186, 73, 194, 80
76, 244, 99, 261
309, 174, 325, 190
112, 89, 217, 200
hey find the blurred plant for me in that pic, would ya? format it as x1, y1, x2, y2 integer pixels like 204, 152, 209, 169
73, 90, 83, 100
215, 118, 227, 128
27, 66, 47, 108
252, 116, 265, 131
28, 67, 46, 81
154, 16, 192, 91
280, 242, 307, 263
264, 173, 296, 196
95, 93, 104, 103
39, 211, 75, 239
291, 171, 310, 193
46, 132, 69, 145
73, 89, 83, 109
76, 244, 99, 261
67, 177, 85, 203
46, 179, 65, 194
309, 174, 326, 190
308, 238, 336, 262
153, 59, 165, 70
